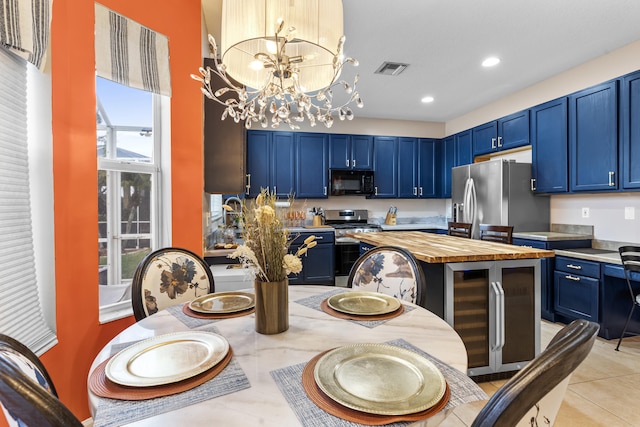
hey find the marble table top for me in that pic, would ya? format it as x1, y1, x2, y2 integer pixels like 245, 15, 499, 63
88, 285, 471, 427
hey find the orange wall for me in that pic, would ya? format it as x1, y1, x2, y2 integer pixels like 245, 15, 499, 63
39, 0, 203, 419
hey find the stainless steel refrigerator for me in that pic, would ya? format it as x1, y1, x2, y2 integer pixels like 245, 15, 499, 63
451, 160, 550, 239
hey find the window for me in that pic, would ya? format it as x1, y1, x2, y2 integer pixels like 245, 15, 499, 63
97, 77, 165, 320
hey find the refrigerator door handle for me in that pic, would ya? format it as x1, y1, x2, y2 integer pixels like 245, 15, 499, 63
467, 178, 477, 235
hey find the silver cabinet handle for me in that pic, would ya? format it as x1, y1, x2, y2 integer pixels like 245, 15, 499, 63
346, 159, 350, 168
323, 186, 327, 196
315, 236, 324, 240
491, 138, 497, 149
530, 178, 536, 191
245, 174, 251, 195
413, 187, 417, 196
608, 171, 615, 187
374, 187, 378, 196
353, 159, 356, 168
419, 187, 423, 196
567, 264, 582, 270
565, 275, 581, 281
497, 136, 503, 147
273, 186, 277, 195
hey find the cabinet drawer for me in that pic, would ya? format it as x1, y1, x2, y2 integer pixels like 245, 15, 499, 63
555, 256, 600, 277
554, 271, 599, 322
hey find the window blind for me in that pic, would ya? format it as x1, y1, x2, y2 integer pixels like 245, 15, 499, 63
0, 47, 56, 354
0, 0, 52, 70
95, 3, 172, 97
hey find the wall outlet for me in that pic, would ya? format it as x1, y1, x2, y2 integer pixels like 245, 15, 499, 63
581, 207, 590, 218
625, 206, 635, 220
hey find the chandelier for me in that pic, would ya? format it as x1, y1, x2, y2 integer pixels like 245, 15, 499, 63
191, 0, 363, 130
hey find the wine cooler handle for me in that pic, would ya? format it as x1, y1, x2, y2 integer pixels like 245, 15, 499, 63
490, 281, 500, 351
490, 281, 505, 351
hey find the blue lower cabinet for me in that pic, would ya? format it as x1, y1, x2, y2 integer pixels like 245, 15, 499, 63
288, 232, 334, 285
600, 264, 640, 339
554, 256, 599, 322
359, 242, 374, 255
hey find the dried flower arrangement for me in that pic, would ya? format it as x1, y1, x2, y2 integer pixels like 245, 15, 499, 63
227, 189, 316, 282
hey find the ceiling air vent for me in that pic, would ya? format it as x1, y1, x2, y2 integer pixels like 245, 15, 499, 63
374, 62, 409, 76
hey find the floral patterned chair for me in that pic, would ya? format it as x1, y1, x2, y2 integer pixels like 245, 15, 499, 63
131, 247, 215, 321
347, 246, 426, 306
0, 334, 83, 427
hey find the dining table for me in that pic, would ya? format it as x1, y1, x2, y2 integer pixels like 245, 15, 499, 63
88, 285, 488, 427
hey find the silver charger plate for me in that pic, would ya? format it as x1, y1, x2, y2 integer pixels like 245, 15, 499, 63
314, 343, 446, 415
105, 331, 229, 387
189, 291, 255, 314
327, 291, 401, 316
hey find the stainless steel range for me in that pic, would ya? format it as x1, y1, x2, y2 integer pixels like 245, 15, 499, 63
324, 209, 381, 278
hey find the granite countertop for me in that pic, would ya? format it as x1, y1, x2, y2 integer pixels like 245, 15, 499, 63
512, 231, 593, 241
554, 248, 621, 264
379, 223, 447, 231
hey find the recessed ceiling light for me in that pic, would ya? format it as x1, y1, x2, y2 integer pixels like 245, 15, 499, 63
421, 96, 434, 103
482, 57, 500, 67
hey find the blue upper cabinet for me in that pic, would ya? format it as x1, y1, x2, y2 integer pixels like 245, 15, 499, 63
397, 137, 419, 198
397, 137, 436, 198
246, 131, 271, 197
329, 134, 373, 170
440, 131, 471, 198
569, 80, 619, 192
472, 110, 530, 156
372, 136, 398, 198
246, 130, 295, 198
417, 138, 437, 198
296, 133, 328, 198
531, 98, 569, 193
621, 71, 640, 189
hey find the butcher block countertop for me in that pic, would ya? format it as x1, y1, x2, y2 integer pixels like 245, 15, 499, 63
350, 231, 555, 264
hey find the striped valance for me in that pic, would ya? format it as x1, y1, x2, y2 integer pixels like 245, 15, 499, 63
95, 3, 171, 96
0, 0, 51, 70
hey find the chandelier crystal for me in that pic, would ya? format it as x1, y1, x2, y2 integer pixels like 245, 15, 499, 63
191, 0, 362, 130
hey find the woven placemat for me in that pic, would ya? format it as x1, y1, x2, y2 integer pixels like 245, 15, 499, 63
301, 350, 450, 425
182, 302, 255, 319
320, 298, 404, 321
89, 347, 233, 400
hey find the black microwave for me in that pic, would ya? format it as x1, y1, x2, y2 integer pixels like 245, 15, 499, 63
329, 170, 374, 196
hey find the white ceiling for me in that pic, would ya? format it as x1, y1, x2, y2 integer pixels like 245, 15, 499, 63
201, 0, 640, 123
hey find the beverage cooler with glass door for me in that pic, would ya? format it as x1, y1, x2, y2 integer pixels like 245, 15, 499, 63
444, 259, 541, 378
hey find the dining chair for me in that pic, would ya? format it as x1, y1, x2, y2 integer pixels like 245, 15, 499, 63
615, 246, 640, 351
347, 245, 426, 306
447, 221, 472, 239
0, 334, 83, 427
131, 247, 215, 321
465, 319, 599, 427
478, 224, 514, 244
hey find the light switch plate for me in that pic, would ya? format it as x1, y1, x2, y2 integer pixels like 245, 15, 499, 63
582, 207, 590, 218
625, 207, 635, 220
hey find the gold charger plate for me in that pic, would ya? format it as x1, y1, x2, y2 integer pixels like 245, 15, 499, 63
327, 291, 401, 316
189, 291, 255, 314
105, 331, 229, 387
313, 343, 446, 416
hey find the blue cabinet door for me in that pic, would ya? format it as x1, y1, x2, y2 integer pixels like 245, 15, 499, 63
621, 71, 640, 189
531, 98, 568, 193
296, 133, 328, 198
329, 134, 350, 169
554, 271, 599, 322
455, 130, 472, 166
498, 110, 530, 150
569, 80, 619, 191
398, 137, 418, 198
372, 136, 397, 198
246, 131, 271, 197
351, 135, 373, 170
271, 132, 295, 198
418, 138, 437, 197
472, 121, 498, 156
328, 134, 372, 170
441, 136, 455, 198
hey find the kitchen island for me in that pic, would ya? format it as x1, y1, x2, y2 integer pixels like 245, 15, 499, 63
349, 231, 555, 379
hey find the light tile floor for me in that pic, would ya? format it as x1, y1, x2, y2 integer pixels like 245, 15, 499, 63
440, 320, 640, 426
